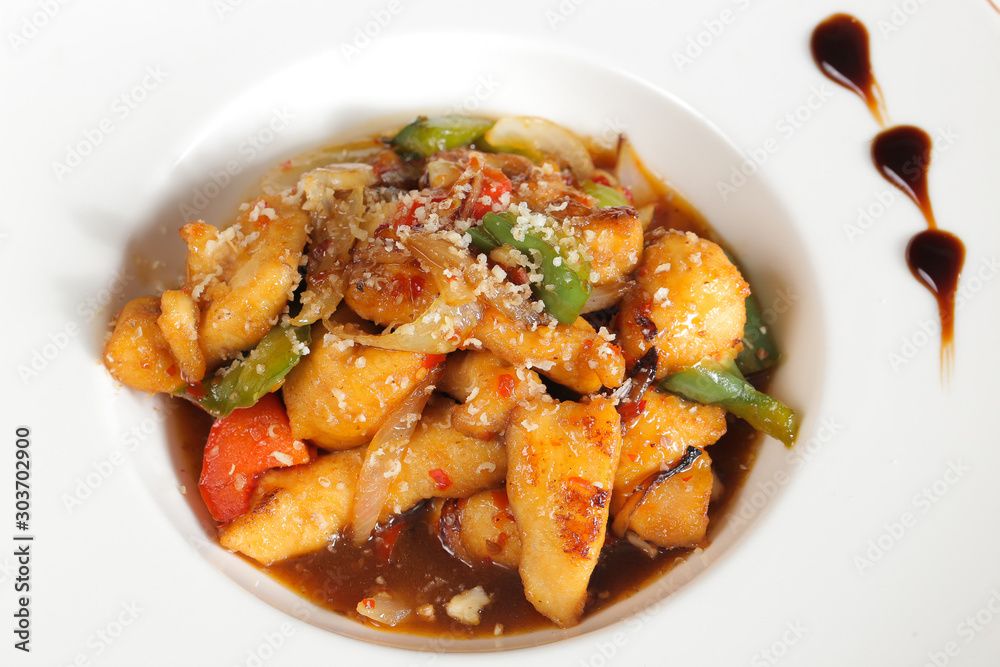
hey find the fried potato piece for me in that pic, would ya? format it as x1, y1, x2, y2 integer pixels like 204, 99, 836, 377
566, 207, 643, 286
436, 490, 522, 569
103, 296, 184, 393
613, 390, 726, 549
157, 289, 205, 384
181, 194, 310, 367
626, 449, 714, 551
282, 324, 432, 449
617, 230, 749, 377
474, 306, 625, 394
344, 235, 439, 327
505, 396, 622, 627
218, 449, 362, 565
438, 351, 545, 440
381, 397, 506, 520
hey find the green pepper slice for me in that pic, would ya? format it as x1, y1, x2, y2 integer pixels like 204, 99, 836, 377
181, 323, 311, 418
659, 356, 798, 447
389, 115, 494, 159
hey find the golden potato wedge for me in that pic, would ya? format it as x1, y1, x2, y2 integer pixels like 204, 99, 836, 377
103, 296, 184, 394
474, 306, 624, 394
181, 194, 310, 367
282, 324, 432, 449
438, 351, 545, 440
218, 449, 362, 565
381, 397, 506, 520
617, 230, 748, 377
505, 396, 622, 627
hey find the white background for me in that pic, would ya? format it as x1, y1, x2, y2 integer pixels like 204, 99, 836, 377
2, 0, 999, 665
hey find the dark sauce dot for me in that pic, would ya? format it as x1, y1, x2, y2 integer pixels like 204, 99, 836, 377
907, 229, 965, 351
810, 13, 888, 125
872, 125, 936, 228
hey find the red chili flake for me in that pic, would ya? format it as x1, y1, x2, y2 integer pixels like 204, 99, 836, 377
423, 354, 447, 368
491, 489, 510, 510
429, 468, 452, 490
590, 173, 611, 186
617, 399, 647, 423
362, 598, 375, 610
472, 167, 512, 219
626, 452, 638, 463
621, 186, 634, 205
497, 374, 515, 399
166, 364, 178, 377
375, 521, 406, 562
186, 382, 206, 398
680, 475, 692, 483
280, 160, 292, 170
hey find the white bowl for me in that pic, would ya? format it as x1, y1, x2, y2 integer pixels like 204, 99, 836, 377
115, 32, 826, 652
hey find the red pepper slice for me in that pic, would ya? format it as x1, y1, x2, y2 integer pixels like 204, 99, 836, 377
198, 393, 311, 522
472, 167, 512, 219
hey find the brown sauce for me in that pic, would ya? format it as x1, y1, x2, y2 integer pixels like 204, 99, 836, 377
176, 399, 760, 638
906, 229, 965, 369
810, 13, 888, 126
811, 15, 965, 373
871, 126, 936, 227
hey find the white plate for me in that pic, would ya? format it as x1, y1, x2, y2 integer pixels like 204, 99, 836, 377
2, 1, 999, 665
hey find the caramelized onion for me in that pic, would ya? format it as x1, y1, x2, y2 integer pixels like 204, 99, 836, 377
615, 136, 666, 209
324, 298, 482, 354
350, 366, 443, 545
581, 281, 630, 313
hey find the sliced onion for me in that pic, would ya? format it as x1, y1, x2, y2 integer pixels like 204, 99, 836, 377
356, 591, 412, 627
615, 136, 666, 209
404, 233, 478, 306
350, 366, 443, 545
293, 167, 378, 325
404, 231, 546, 328
582, 281, 630, 313
324, 298, 482, 354
484, 116, 594, 182
260, 139, 385, 195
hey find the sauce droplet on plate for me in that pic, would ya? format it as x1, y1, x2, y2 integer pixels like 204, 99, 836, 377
810, 13, 888, 126
906, 229, 965, 373
872, 125, 936, 228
